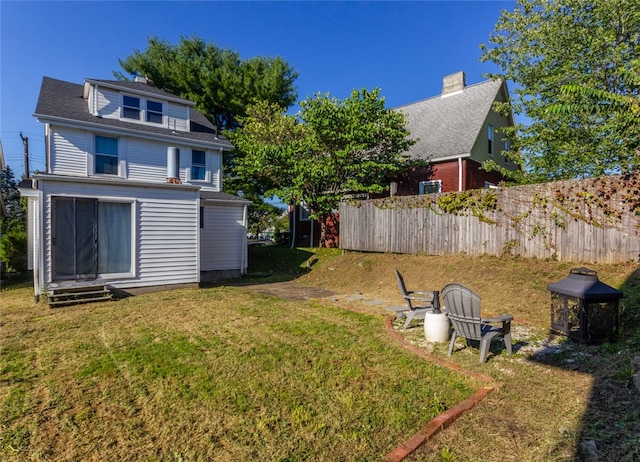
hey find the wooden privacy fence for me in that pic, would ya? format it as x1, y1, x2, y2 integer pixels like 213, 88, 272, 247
339, 174, 640, 264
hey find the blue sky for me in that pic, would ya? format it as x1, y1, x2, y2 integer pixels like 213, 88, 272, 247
1, 0, 514, 175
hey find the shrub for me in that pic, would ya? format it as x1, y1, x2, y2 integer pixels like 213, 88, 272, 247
0, 229, 28, 273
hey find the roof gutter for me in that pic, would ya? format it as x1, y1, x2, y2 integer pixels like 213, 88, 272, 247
83, 79, 196, 106
33, 114, 234, 152
26, 173, 202, 191
200, 197, 251, 205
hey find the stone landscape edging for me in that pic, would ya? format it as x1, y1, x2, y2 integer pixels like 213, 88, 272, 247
382, 314, 502, 462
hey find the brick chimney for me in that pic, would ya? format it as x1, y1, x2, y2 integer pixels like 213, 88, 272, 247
442, 71, 466, 96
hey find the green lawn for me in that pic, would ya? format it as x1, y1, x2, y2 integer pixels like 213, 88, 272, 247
1, 282, 481, 461
2, 246, 638, 461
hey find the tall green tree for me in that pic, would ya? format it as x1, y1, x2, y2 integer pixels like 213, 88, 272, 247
116, 35, 298, 131
549, 59, 640, 143
117, 36, 298, 231
481, 0, 640, 181
1, 165, 27, 272
228, 89, 416, 247
1, 165, 25, 234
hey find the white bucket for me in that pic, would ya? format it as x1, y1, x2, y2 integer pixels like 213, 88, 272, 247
424, 312, 451, 343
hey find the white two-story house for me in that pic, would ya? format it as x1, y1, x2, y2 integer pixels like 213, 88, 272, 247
20, 76, 249, 301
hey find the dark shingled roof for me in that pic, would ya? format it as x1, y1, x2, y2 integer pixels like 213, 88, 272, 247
200, 190, 251, 203
34, 76, 233, 149
397, 79, 505, 161
85, 78, 195, 104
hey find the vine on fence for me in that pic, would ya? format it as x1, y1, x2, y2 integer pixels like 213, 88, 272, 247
346, 173, 639, 239
549, 172, 640, 231
363, 188, 499, 223
435, 189, 497, 223
340, 173, 639, 261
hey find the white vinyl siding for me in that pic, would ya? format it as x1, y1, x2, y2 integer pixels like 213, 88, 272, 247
48, 128, 223, 187
95, 88, 121, 119
50, 129, 88, 175
26, 196, 39, 271
209, 152, 222, 191
126, 139, 167, 180
137, 199, 199, 284
40, 180, 199, 289
167, 103, 189, 132
200, 204, 246, 271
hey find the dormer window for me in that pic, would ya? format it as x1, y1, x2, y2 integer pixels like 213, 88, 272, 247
121, 95, 164, 124
123, 96, 141, 120
146, 100, 163, 123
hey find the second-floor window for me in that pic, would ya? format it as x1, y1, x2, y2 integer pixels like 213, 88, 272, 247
146, 100, 163, 124
123, 96, 140, 120
191, 150, 206, 180
95, 136, 118, 175
487, 124, 494, 156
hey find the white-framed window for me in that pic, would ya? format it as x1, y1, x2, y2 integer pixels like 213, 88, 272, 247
487, 124, 494, 156
146, 100, 163, 124
51, 197, 134, 280
299, 203, 312, 221
122, 95, 164, 124
98, 201, 133, 276
503, 139, 510, 164
95, 135, 118, 175
419, 180, 442, 195
122, 95, 141, 120
191, 150, 206, 181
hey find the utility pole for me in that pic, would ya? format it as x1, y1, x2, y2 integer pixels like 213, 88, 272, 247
20, 132, 29, 178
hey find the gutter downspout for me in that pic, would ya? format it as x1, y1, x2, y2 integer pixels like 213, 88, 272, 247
242, 202, 248, 274
290, 204, 296, 249
458, 157, 463, 191
310, 215, 315, 248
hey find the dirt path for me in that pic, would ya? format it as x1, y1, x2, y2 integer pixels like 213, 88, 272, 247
228, 280, 337, 301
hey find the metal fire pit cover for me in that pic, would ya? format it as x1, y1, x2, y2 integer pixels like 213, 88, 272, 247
547, 267, 623, 301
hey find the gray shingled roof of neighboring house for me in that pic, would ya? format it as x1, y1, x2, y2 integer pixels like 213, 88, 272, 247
396, 79, 505, 161
34, 77, 233, 149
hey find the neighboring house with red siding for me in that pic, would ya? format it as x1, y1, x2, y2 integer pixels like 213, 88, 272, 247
288, 71, 519, 248
394, 71, 519, 195
288, 203, 339, 248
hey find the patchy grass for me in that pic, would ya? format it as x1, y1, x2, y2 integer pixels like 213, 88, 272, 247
0, 280, 481, 461
2, 247, 639, 461
291, 248, 640, 462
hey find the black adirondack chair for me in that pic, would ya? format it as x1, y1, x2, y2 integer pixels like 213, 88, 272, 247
441, 283, 513, 363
